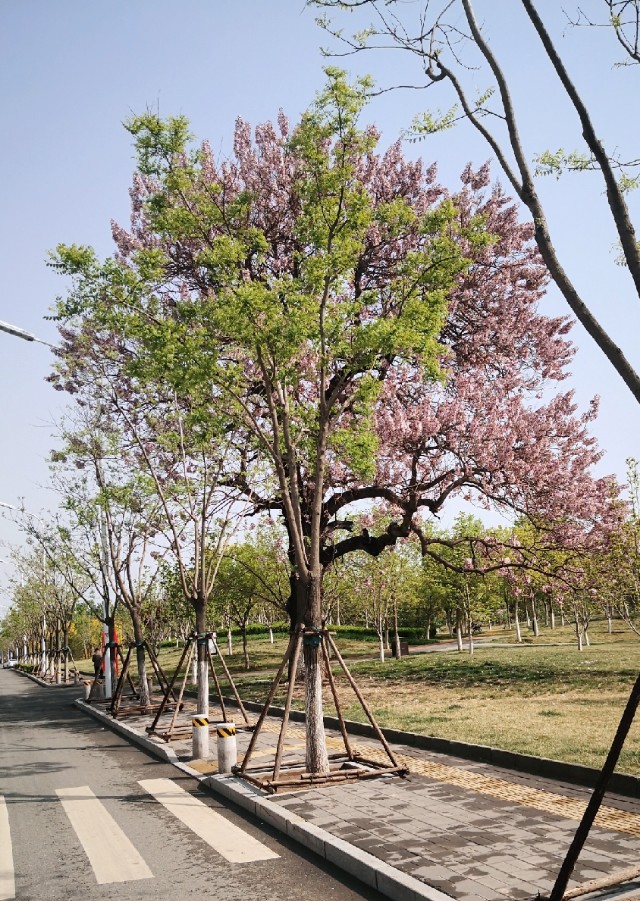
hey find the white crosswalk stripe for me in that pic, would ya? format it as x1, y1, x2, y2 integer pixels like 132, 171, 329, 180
139, 778, 279, 863
56, 786, 153, 884
0, 796, 15, 901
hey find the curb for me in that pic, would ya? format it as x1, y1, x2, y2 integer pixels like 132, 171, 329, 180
19, 666, 640, 797
72, 697, 453, 901
74, 699, 179, 765
12, 668, 79, 689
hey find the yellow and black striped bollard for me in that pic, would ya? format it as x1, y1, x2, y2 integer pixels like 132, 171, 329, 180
216, 721, 237, 773
192, 714, 209, 760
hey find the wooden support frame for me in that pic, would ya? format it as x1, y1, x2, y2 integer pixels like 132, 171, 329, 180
85, 644, 130, 704
109, 640, 175, 718
47, 645, 81, 684
145, 631, 253, 741
234, 625, 408, 793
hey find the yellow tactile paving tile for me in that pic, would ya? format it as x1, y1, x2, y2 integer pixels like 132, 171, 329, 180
354, 744, 640, 838
258, 722, 640, 837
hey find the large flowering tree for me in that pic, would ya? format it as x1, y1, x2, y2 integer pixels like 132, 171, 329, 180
51, 70, 617, 773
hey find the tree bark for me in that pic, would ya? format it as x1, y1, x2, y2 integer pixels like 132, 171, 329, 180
195, 599, 209, 717
242, 622, 249, 670
301, 574, 330, 775
130, 608, 150, 707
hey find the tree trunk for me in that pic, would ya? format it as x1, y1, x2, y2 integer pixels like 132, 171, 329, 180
393, 596, 401, 659
455, 608, 463, 653
130, 608, 150, 707
301, 573, 330, 775
378, 632, 385, 662
194, 600, 209, 717
55, 620, 61, 683
63, 625, 69, 683
514, 598, 522, 643
227, 627, 233, 656
242, 622, 249, 671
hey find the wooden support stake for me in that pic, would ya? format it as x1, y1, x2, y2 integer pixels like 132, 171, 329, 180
146, 643, 174, 699
325, 630, 399, 767
147, 639, 192, 735
238, 629, 298, 775
206, 643, 228, 723
321, 632, 354, 760
110, 646, 132, 716
563, 864, 640, 900
165, 642, 194, 738
209, 635, 250, 725
273, 631, 302, 782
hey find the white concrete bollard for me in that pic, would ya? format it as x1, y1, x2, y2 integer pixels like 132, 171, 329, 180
216, 721, 237, 773
192, 714, 209, 760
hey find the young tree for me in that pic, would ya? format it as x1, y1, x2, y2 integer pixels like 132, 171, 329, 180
50, 412, 168, 703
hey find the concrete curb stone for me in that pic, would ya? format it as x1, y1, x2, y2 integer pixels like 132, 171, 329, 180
74, 698, 179, 764
12, 668, 78, 689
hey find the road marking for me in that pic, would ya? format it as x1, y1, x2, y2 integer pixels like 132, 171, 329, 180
0, 796, 15, 901
139, 778, 279, 863
56, 786, 153, 884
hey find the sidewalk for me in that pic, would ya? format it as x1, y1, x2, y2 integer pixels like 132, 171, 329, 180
73, 688, 640, 901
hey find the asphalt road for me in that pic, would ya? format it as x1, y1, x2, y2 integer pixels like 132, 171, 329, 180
0, 669, 383, 901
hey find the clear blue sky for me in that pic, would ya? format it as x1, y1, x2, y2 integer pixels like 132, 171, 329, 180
1, 1, 638, 611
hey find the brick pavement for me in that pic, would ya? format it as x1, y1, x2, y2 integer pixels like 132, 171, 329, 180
98, 695, 640, 901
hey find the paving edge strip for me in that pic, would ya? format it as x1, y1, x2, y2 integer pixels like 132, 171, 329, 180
72, 698, 454, 901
